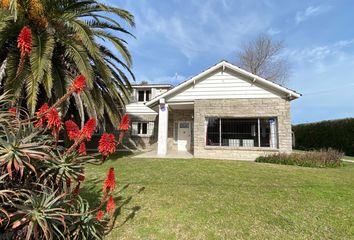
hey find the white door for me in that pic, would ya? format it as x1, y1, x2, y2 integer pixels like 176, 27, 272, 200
177, 122, 191, 151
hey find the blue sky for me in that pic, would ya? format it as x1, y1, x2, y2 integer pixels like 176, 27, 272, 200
104, 0, 354, 124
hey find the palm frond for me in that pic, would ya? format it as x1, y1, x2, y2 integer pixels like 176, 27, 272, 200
30, 32, 55, 99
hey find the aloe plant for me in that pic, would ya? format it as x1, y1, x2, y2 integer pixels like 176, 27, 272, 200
0, 74, 130, 239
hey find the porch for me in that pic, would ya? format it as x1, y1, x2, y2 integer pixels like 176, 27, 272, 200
155, 99, 194, 156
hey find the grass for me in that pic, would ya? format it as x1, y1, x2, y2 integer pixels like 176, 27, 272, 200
344, 155, 354, 161
83, 153, 354, 239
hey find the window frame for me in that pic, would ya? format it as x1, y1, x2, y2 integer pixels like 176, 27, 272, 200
137, 90, 151, 102
132, 121, 154, 137
137, 90, 145, 102
205, 117, 278, 149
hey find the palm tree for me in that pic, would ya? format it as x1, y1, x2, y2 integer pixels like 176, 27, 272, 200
0, 0, 135, 127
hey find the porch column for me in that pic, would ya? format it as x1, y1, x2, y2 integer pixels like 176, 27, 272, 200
157, 98, 169, 155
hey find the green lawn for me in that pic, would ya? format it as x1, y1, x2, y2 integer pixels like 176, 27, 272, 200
83, 154, 354, 239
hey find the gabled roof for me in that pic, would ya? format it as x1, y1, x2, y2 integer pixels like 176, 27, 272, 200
146, 60, 301, 107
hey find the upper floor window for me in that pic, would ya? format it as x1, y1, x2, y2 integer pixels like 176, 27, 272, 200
137, 90, 151, 102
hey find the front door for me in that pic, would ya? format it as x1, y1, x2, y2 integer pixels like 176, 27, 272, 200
177, 122, 191, 151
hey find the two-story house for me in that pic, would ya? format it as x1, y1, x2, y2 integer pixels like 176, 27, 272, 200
125, 84, 172, 149
123, 61, 300, 160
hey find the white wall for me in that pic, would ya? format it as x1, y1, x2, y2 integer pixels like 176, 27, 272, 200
126, 103, 157, 115
168, 70, 280, 102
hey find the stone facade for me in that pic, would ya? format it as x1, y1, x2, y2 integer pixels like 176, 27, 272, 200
167, 109, 194, 152
193, 98, 292, 160
122, 114, 158, 150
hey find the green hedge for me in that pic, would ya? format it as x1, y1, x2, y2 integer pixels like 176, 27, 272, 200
256, 149, 343, 168
293, 118, 354, 156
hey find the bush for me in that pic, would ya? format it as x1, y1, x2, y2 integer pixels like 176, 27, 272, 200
0, 75, 130, 239
293, 118, 354, 156
255, 149, 343, 168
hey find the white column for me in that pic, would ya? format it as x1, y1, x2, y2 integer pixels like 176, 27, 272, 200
157, 98, 169, 155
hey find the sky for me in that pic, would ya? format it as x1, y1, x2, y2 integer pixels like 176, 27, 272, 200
104, 0, 354, 124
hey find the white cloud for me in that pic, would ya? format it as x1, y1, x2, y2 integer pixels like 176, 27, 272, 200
284, 38, 354, 66
124, 0, 273, 62
295, 5, 331, 24
134, 72, 190, 86
267, 28, 281, 35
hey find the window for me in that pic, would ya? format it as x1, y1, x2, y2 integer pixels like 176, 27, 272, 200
132, 122, 154, 136
137, 90, 151, 102
205, 118, 278, 148
138, 91, 145, 102
146, 90, 151, 101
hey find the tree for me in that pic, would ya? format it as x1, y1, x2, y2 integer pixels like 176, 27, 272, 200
139, 80, 149, 85
0, 0, 135, 127
236, 34, 290, 85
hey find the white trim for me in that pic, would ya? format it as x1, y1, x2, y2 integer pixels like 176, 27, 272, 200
168, 101, 195, 105
131, 121, 154, 137
146, 61, 301, 107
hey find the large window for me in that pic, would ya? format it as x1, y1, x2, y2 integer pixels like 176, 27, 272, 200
205, 118, 277, 148
132, 122, 154, 136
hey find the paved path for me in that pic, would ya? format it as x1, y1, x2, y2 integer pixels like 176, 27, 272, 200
342, 159, 354, 163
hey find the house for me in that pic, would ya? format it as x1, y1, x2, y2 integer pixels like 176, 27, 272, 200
125, 61, 301, 160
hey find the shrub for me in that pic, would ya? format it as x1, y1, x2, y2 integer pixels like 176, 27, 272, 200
293, 118, 354, 156
0, 75, 130, 239
255, 149, 343, 168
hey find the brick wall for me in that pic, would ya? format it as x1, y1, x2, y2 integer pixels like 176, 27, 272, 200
193, 98, 292, 160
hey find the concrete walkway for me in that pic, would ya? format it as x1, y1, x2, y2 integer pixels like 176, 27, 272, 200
133, 150, 193, 159
343, 159, 354, 163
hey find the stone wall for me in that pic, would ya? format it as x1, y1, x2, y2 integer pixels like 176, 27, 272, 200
122, 114, 158, 150
167, 109, 194, 152
193, 98, 292, 160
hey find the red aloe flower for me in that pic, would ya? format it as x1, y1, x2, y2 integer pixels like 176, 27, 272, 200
66, 178, 71, 187
118, 114, 129, 143
77, 174, 85, 182
119, 114, 130, 131
81, 118, 96, 140
17, 26, 32, 56
8, 107, 16, 114
65, 120, 80, 140
106, 196, 116, 216
79, 143, 86, 155
46, 108, 61, 138
98, 133, 116, 158
96, 210, 104, 221
72, 184, 80, 196
35, 103, 49, 128
102, 167, 115, 192
17, 26, 32, 75
70, 74, 86, 94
